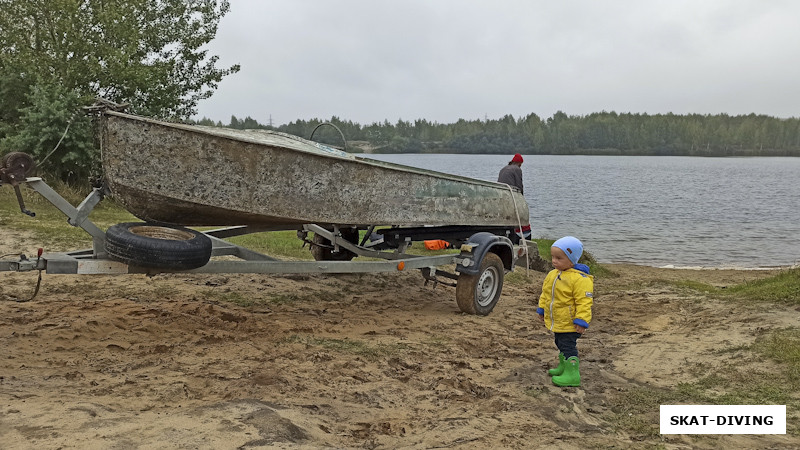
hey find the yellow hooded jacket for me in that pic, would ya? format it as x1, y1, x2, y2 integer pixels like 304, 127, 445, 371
537, 266, 594, 332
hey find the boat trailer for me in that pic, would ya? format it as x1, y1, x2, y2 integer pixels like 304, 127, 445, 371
1, 174, 536, 315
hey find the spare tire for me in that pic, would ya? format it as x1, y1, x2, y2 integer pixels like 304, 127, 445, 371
105, 222, 212, 270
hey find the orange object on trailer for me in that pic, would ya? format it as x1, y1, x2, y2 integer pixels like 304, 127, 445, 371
424, 239, 451, 250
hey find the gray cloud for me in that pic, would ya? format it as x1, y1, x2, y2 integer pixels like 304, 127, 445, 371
195, 0, 800, 125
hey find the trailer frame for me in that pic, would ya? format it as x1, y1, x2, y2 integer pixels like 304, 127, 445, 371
2, 177, 534, 314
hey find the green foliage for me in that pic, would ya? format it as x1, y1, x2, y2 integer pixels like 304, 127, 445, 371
607, 387, 680, 438
0, 0, 239, 180
0, 0, 239, 117
227, 231, 311, 260
202, 110, 800, 156
2, 80, 96, 182
722, 268, 800, 304
754, 328, 800, 384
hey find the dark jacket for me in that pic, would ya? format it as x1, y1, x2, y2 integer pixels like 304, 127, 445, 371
497, 163, 523, 193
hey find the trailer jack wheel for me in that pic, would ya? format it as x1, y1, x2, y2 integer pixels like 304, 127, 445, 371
105, 222, 212, 270
455, 252, 504, 315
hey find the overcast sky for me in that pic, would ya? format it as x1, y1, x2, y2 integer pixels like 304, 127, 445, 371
194, 0, 800, 126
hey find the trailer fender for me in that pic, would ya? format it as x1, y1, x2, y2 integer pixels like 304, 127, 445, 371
455, 232, 514, 275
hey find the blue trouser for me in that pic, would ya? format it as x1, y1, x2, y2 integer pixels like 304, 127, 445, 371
554, 332, 581, 358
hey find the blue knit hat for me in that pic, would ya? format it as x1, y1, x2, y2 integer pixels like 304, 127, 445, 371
552, 236, 583, 266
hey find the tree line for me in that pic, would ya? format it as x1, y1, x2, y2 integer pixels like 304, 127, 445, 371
198, 111, 800, 157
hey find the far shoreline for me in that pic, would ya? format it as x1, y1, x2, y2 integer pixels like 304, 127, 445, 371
601, 262, 797, 271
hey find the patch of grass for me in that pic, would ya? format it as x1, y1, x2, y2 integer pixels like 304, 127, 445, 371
228, 231, 312, 260
690, 373, 731, 391
677, 369, 795, 407
1, 182, 136, 250
607, 387, 684, 438
753, 327, 800, 384
652, 269, 800, 305
721, 268, 800, 304
282, 334, 408, 360
714, 384, 794, 406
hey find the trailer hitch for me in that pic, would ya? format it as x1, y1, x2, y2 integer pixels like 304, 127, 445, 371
1, 152, 37, 217
0, 249, 44, 302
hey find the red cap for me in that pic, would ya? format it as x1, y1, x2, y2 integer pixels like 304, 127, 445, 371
511, 153, 523, 163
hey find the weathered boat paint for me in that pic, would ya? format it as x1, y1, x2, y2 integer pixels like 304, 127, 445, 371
100, 111, 530, 227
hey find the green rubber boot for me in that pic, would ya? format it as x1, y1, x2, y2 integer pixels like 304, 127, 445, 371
552, 356, 580, 387
547, 353, 566, 377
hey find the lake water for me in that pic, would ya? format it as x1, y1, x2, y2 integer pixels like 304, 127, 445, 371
363, 154, 800, 269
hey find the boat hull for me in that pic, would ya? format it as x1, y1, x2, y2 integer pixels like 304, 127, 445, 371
100, 112, 530, 228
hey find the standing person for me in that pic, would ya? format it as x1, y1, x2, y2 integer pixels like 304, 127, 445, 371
497, 153, 524, 194
537, 236, 594, 387
497, 153, 530, 239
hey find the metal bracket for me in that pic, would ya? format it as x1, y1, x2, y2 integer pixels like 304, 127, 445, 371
70, 187, 105, 227
0, 256, 40, 272
395, 237, 412, 255
23, 178, 107, 257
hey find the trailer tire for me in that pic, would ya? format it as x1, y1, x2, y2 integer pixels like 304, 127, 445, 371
310, 228, 358, 261
105, 222, 212, 270
456, 252, 504, 315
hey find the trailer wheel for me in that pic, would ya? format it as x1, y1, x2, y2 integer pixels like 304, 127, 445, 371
105, 222, 212, 270
456, 252, 504, 315
311, 228, 358, 261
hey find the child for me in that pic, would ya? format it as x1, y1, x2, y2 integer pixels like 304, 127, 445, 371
537, 236, 594, 387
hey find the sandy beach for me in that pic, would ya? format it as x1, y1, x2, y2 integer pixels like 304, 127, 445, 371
1, 232, 798, 448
